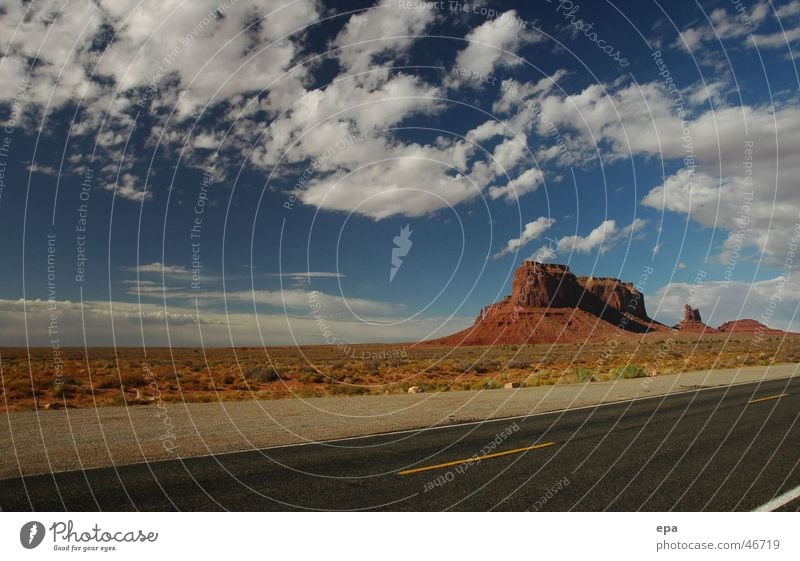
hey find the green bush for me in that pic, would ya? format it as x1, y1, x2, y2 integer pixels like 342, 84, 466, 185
611, 364, 646, 379
574, 367, 596, 383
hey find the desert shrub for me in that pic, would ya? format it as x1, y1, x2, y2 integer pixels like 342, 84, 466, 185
611, 364, 646, 379
300, 372, 326, 383
93, 375, 119, 389
483, 379, 502, 390
506, 359, 530, 369
242, 367, 279, 383
332, 384, 369, 396
119, 371, 147, 387
574, 367, 596, 383
51, 382, 67, 398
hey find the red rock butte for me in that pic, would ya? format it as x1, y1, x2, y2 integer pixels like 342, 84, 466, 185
429, 261, 669, 345
426, 261, 794, 346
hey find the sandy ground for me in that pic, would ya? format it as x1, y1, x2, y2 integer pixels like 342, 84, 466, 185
1, 363, 797, 479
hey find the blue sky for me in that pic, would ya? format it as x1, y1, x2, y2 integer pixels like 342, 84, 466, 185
1, 0, 800, 346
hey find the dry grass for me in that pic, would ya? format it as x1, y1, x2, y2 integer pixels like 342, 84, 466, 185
0, 333, 797, 411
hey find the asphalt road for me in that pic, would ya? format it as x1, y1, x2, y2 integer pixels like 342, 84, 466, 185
2, 376, 799, 511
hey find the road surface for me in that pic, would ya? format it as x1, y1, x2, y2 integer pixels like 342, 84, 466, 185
1, 375, 798, 511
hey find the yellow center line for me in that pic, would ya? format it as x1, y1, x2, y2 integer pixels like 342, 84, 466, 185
397, 442, 557, 476
748, 393, 788, 404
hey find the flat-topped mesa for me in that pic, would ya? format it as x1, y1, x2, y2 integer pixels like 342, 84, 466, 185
509, 261, 585, 309
577, 275, 649, 321
717, 319, 784, 334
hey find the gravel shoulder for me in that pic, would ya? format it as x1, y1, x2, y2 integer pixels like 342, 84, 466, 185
2, 363, 798, 479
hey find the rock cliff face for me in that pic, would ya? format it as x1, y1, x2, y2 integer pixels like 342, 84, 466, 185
578, 276, 649, 321
430, 261, 667, 345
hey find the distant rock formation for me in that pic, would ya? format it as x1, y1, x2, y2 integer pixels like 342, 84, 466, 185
684, 304, 702, 323
674, 304, 718, 333
428, 261, 668, 346
425, 261, 798, 346
717, 319, 784, 335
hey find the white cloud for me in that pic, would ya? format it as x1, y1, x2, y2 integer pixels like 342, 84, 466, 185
493, 216, 555, 258
451, 10, 542, 79
525, 217, 647, 262
777, 1, 800, 18
300, 156, 479, 220
331, 0, 437, 72
672, 2, 769, 51
124, 262, 191, 278
751, 26, 800, 47
488, 168, 544, 202
640, 105, 800, 265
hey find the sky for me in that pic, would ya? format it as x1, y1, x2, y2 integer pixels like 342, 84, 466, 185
1, 0, 800, 346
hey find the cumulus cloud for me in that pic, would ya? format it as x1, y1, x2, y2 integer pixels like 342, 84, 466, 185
559, 218, 647, 254
526, 217, 647, 261
493, 216, 555, 258
488, 168, 544, 202
331, 0, 437, 72
672, 2, 769, 51
451, 10, 542, 79
640, 105, 800, 265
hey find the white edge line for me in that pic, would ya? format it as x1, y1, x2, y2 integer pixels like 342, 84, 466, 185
753, 484, 800, 512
